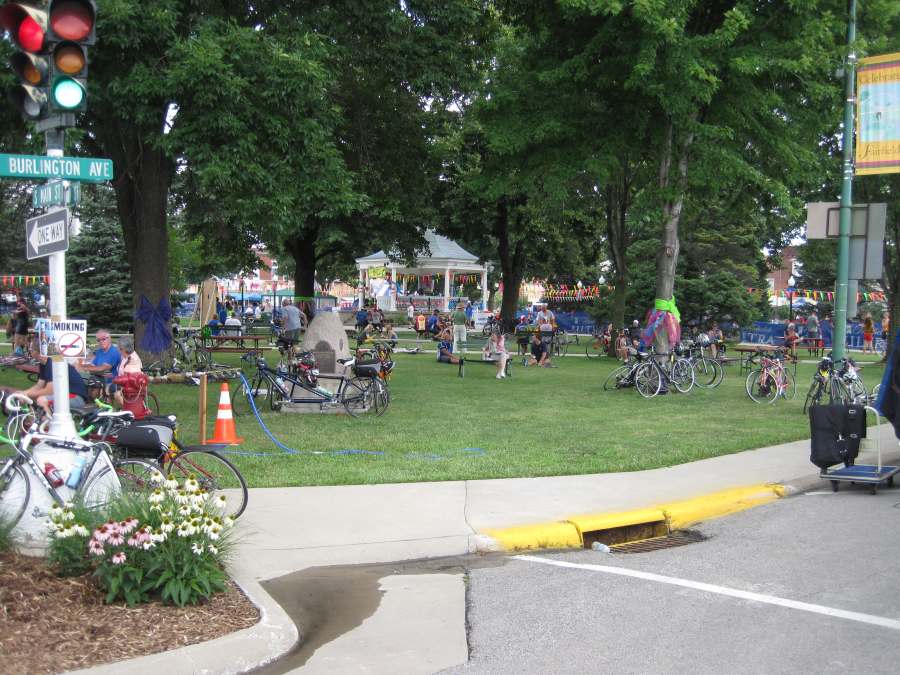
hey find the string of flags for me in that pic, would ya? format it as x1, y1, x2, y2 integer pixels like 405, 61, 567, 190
746, 287, 886, 303
1, 275, 49, 287
543, 284, 614, 301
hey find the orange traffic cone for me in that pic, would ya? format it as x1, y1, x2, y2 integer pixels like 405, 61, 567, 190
205, 382, 244, 445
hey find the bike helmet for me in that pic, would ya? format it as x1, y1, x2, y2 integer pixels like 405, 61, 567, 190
697, 333, 711, 347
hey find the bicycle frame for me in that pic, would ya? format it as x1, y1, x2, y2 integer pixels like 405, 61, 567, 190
250, 362, 355, 407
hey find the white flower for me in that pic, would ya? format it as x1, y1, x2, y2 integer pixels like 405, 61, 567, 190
223, 516, 234, 529
174, 489, 191, 505
178, 505, 192, 517
191, 542, 204, 555
208, 525, 222, 541
207, 544, 218, 555
149, 470, 165, 484
213, 494, 228, 510
142, 541, 156, 550
64, 509, 75, 521
73, 524, 89, 537
159, 518, 175, 533
49, 504, 63, 520
148, 489, 165, 505
149, 504, 162, 513
184, 477, 199, 492
163, 478, 179, 491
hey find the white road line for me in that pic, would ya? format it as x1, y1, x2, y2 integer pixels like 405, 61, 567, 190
514, 555, 900, 632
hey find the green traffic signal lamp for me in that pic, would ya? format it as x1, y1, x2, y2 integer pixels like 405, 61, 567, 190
50, 74, 83, 109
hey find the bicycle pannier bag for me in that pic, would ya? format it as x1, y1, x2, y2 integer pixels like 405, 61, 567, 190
809, 403, 866, 469
115, 425, 173, 460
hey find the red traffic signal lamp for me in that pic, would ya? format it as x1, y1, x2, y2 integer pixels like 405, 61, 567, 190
1, 2, 50, 119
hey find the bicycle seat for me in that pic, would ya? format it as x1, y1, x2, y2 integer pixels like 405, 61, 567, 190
337, 358, 354, 365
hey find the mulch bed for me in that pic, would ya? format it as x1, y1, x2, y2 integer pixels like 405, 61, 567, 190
0, 552, 260, 674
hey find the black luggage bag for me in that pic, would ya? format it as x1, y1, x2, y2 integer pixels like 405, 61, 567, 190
809, 404, 866, 470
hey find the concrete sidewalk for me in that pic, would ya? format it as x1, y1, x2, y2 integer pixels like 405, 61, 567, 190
82, 423, 900, 674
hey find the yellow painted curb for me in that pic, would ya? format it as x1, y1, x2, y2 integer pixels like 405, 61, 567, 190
662, 484, 783, 530
480, 483, 786, 552
482, 521, 582, 551
568, 508, 667, 536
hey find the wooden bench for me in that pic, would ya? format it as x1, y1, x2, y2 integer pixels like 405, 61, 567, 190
458, 354, 512, 378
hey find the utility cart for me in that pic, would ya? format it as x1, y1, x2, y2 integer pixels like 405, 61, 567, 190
821, 406, 900, 495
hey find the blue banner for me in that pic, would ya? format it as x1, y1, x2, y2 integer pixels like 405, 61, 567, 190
741, 320, 885, 351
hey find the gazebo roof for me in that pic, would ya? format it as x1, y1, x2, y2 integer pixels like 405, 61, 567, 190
356, 230, 480, 266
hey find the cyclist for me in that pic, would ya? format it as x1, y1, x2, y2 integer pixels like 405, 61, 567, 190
16, 339, 89, 417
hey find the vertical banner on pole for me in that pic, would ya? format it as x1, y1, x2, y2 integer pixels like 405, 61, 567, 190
856, 52, 900, 175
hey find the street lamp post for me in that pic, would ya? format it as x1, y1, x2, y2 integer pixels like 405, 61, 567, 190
788, 275, 795, 323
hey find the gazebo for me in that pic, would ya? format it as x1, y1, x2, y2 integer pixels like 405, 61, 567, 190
355, 230, 491, 311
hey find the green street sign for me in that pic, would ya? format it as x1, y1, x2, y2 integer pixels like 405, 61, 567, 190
0, 153, 113, 183
32, 181, 80, 209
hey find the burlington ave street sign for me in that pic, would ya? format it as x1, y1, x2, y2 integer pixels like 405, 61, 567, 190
0, 153, 113, 183
26, 208, 69, 260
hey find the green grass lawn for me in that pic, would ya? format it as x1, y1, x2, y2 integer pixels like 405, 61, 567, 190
0, 348, 886, 488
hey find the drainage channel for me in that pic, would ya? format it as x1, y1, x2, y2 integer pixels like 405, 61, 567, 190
609, 529, 708, 553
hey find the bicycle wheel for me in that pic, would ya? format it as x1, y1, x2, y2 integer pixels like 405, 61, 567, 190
746, 370, 778, 404
372, 378, 390, 417
268, 381, 285, 411
81, 459, 158, 508
692, 358, 721, 388
829, 377, 848, 405
0, 462, 29, 528
780, 369, 797, 400
232, 378, 264, 416
803, 378, 825, 414
670, 358, 695, 393
166, 449, 247, 519
603, 365, 632, 391
342, 377, 373, 417
844, 377, 867, 405
585, 338, 605, 359
145, 391, 160, 416
555, 331, 569, 357
634, 362, 661, 399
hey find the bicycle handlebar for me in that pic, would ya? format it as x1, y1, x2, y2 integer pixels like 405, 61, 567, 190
5, 392, 33, 413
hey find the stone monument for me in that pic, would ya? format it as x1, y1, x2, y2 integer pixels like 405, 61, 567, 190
301, 310, 352, 376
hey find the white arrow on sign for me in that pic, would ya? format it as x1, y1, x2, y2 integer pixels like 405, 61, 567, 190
29, 219, 66, 252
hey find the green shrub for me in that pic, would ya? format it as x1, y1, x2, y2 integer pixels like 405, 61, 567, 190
46, 472, 235, 606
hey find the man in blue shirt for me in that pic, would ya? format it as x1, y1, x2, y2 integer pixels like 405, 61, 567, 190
80, 330, 122, 390
426, 310, 441, 336
17, 340, 88, 416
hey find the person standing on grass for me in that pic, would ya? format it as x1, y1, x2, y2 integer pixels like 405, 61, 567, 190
13, 298, 30, 355
882, 313, 891, 352
281, 299, 302, 341
483, 330, 508, 379
407, 302, 416, 329
451, 302, 468, 354
863, 315, 875, 354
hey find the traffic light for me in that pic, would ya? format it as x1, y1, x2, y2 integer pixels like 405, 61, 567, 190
0, 2, 51, 120
46, 0, 95, 112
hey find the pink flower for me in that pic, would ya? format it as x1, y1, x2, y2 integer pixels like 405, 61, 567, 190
107, 532, 124, 546
93, 524, 110, 542
88, 539, 105, 556
105, 519, 120, 534
137, 528, 152, 543
111, 552, 126, 565
127, 536, 140, 547
120, 518, 139, 534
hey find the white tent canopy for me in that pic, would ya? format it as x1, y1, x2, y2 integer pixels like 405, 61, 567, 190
355, 230, 492, 310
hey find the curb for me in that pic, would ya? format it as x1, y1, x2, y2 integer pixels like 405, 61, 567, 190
480, 483, 785, 552
65, 574, 298, 675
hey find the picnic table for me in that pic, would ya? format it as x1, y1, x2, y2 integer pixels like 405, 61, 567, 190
734, 343, 797, 376
201, 334, 269, 353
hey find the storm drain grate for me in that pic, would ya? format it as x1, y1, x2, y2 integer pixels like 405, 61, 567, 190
610, 529, 707, 554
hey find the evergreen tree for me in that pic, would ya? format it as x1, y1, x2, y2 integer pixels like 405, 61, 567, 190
66, 187, 132, 331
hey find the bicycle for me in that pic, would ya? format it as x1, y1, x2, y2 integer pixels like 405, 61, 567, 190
745, 349, 796, 404
585, 329, 611, 358
633, 348, 696, 398
144, 332, 210, 374
803, 355, 867, 414
0, 399, 158, 528
83, 373, 160, 417
679, 339, 724, 388
233, 353, 388, 417
602, 348, 649, 391
76, 403, 248, 519
550, 328, 569, 358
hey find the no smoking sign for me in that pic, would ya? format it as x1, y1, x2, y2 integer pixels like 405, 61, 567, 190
58, 332, 85, 357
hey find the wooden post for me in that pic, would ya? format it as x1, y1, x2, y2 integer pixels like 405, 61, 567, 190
198, 372, 208, 444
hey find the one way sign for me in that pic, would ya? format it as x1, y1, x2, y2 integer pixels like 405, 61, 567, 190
26, 208, 69, 260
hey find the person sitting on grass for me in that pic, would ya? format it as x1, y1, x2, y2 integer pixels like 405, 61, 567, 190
526, 332, 550, 367
436, 327, 461, 364
382, 322, 398, 349
482, 330, 508, 379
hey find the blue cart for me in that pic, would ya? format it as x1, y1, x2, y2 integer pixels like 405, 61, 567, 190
821, 406, 900, 495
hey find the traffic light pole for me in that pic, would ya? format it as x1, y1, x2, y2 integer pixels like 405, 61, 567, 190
832, 0, 857, 361
44, 126, 76, 437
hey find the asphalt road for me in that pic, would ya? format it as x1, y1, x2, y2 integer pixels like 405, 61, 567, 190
442, 484, 900, 674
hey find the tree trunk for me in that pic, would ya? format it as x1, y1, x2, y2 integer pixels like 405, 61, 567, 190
606, 167, 631, 356
109, 142, 174, 360
496, 198, 525, 329
653, 119, 694, 355
285, 229, 318, 318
